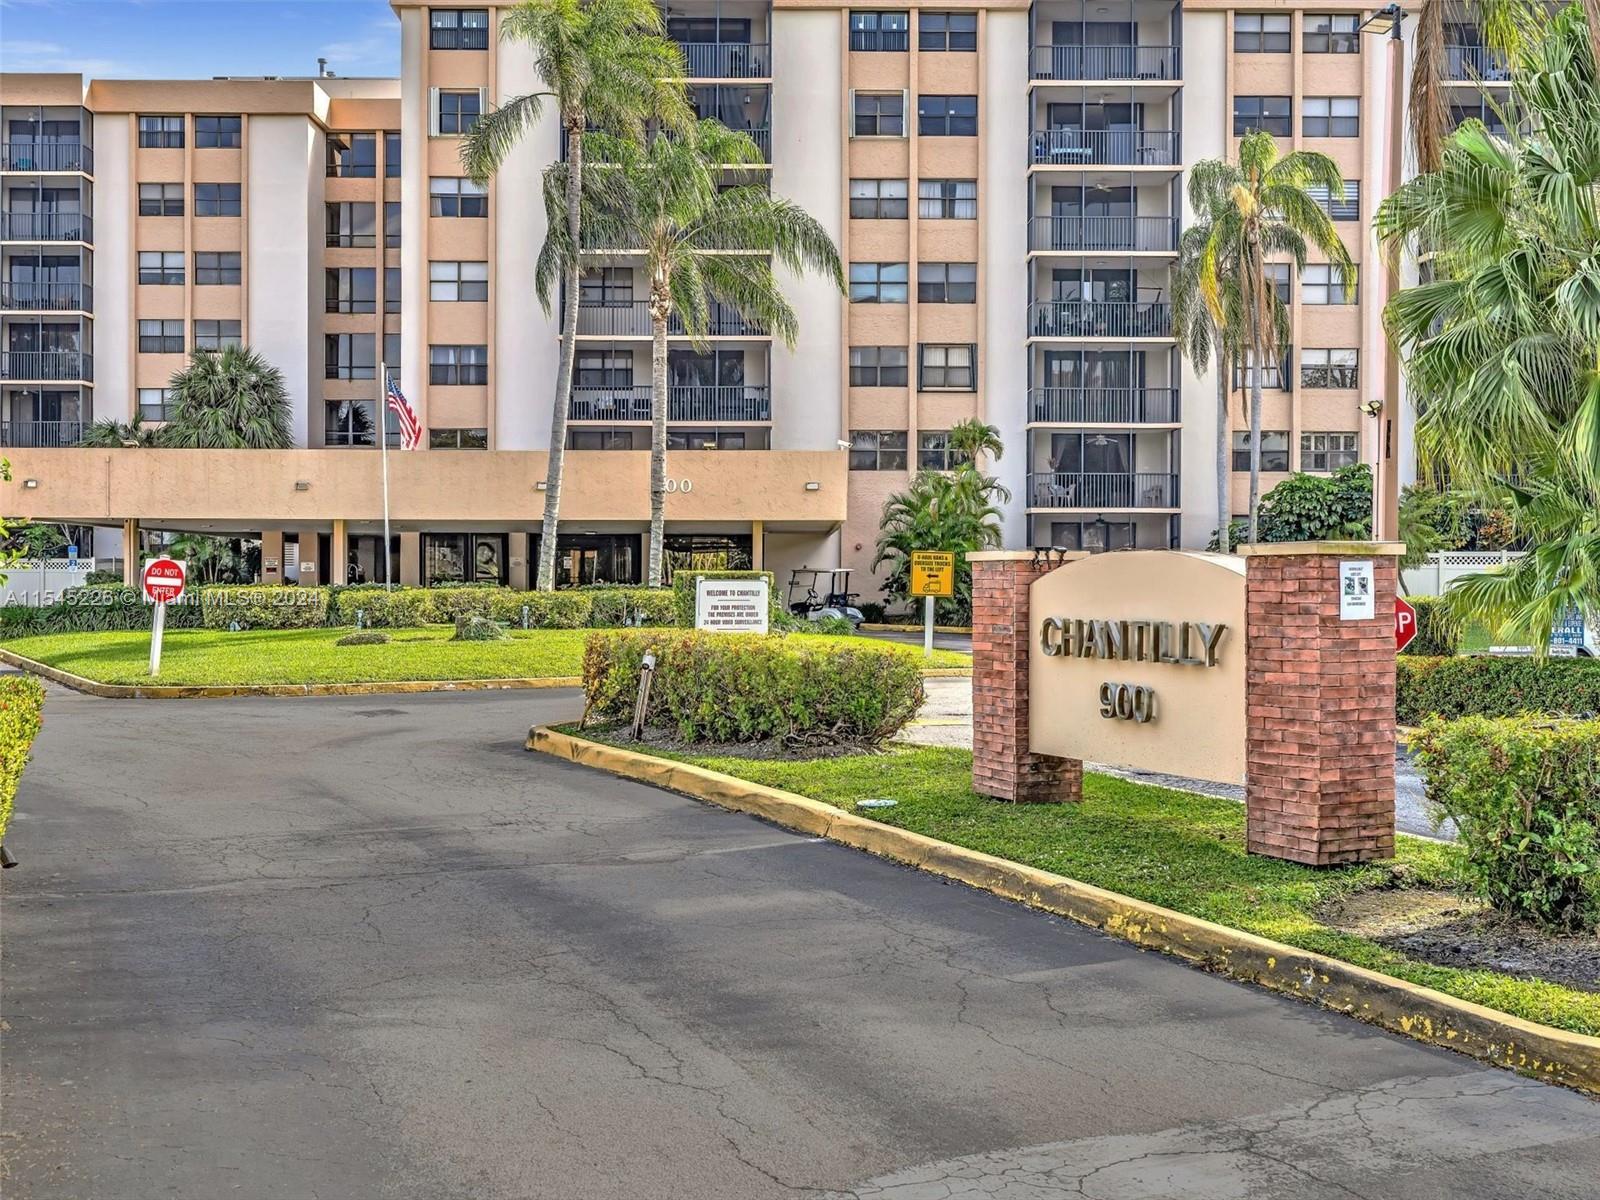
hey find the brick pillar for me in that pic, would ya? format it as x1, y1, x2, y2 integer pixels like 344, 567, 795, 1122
1242, 542, 1405, 865
969, 551, 1085, 803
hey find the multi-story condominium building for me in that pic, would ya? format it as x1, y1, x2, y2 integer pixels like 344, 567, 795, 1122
2, 1, 1450, 595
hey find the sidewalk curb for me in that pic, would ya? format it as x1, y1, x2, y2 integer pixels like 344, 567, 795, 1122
0, 649, 581, 699
860, 623, 974, 635
528, 724, 1600, 1095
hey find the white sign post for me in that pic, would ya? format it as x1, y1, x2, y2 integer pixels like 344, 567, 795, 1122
694, 577, 769, 634
1338, 560, 1374, 621
142, 557, 187, 676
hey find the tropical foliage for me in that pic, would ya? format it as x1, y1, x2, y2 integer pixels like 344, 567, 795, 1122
159, 345, 294, 449
79, 412, 162, 448
1210, 464, 1372, 550
1397, 483, 1517, 569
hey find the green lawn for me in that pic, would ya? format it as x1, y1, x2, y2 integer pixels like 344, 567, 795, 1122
1, 627, 969, 687
598, 741, 1600, 1037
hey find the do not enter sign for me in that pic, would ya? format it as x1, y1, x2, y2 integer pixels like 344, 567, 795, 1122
142, 557, 187, 605
1395, 595, 1418, 653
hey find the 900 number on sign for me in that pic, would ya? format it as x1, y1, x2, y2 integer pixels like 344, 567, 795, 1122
1099, 682, 1155, 723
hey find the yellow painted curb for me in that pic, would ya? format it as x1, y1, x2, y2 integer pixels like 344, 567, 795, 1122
0, 648, 580, 699
860, 623, 974, 635
528, 724, 1600, 1095
919, 668, 972, 678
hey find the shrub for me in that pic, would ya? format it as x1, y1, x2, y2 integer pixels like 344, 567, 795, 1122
583, 629, 923, 744
0, 587, 203, 636
486, 590, 592, 629
1397, 656, 1600, 724
857, 601, 888, 624
582, 586, 677, 628
335, 630, 391, 646
349, 588, 436, 629
430, 586, 501, 622
1401, 595, 1461, 657
1412, 715, 1600, 932
0, 675, 44, 844
452, 615, 507, 642
198, 585, 328, 630
669, 570, 779, 627
792, 614, 856, 636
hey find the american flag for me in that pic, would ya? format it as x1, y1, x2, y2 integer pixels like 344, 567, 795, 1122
384, 369, 422, 450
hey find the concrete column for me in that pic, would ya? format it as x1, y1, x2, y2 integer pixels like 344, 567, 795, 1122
509, 532, 530, 590
295, 529, 321, 587
749, 521, 764, 570
121, 518, 139, 585
331, 519, 349, 588
260, 530, 285, 585
399, 532, 421, 586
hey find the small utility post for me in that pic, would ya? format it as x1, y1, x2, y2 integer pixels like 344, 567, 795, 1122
908, 551, 956, 659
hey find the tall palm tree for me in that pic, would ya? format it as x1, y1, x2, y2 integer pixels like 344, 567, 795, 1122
161, 345, 293, 449
461, 0, 689, 590
545, 120, 843, 585
1409, 0, 1541, 176
1186, 133, 1352, 543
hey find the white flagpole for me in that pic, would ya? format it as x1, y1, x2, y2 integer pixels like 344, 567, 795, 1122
380, 361, 393, 592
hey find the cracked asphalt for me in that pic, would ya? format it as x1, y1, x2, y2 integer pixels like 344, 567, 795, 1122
2, 684, 1596, 1199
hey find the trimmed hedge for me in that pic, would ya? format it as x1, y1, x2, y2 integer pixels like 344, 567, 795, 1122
0, 674, 45, 844
583, 629, 923, 744
1400, 595, 1461, 657
581, 586, 679, 628
0, 586, 203, 635
488, 590, 592, 628
198, 585, 329, 630
1412, 715, 1600, 932
669, 570, 779, 628
1397, 655, 1600, 723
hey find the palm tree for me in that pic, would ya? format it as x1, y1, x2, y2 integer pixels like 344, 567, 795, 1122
1377, 3, 1600, 647
159, 345, 292, 449
1184, 133, 1352, 543
546, 120, 843, 585
1409, 0, 1540, 177
461, 0, 689, 591
80, 412, 163, 448
945, 418, 1003, 468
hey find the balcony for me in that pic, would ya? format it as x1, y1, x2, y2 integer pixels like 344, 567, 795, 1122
1029, 128, 1180, 167
1030, 44, 1180, 82
1, 142, 93, 174
1028, 387, 1179, 424
0, 350, 92, 382
1, 281, 92, 312
0, 420, 85, 448
676, 42, 770, 78
570, 385, 771, 422
0, 212, 93, 242
1028, 471, 1179, 509
1028, 299, 1173, 339
565, 125, 771, 164
1028, 215, 1178, 253
572, 301, 767, 337
1445, 44, 1512, 82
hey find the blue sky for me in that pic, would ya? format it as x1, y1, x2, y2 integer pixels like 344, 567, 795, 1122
0, 0, 401, 80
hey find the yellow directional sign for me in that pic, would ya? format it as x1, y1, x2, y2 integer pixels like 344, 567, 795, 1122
909, 550, 956, 598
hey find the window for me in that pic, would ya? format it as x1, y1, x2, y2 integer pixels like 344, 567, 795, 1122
576, 351, 634, 389
385, 333, 401, 376
138, 251, 184, 286
1305, 14, 1359, 53
849, 430, 908, 470
138, 183, 183, 216
579, 266, 633, 306
1046, 520, 1137, 553
193, 319, 241, 350
848, 346, 908, 387
1234, 95, 1292, 136
326, 267, 377, 314
1308, 180, 1360, 221
137, 388, 174, 421
918, 430, 970, 469
430, 260, 488, 301
327, 132, 377, 177
918, 94, 977, 136
385, 266, 400, 313
138, 115, 183, 148
325, 333, 376, 380
326, 202, 377, 247
385, 131, 401, 176
1232, 430, 1290, 472
194, 251, 241, 285
385, 201, 402, 246
917, 262, 977, 303
1301, 432, 1360, 471
1235, 347, 1290, 389
852, 92, 905, 137
194, 182, 241, 216
919, 343, 975, 390
849, 178, 908, 219
667, 430, 748, 450
138, 320, 183, 353
1302, 263, 1354, 304
195, 115, 241, 148
849, 11, 908, 51
1265, 262, 1291, 304
326, 399, 379, 447
1450, 97, 1509, 136
436, 90, 482, 135
920, 12, 976, 51
1303, 96, 1359, 137
425, 533, 507, 585
1300, 348, 1359, 389
429, 427, 490, 448
430, 344, 488, 385
848, 262, 908, 303
430, 8, 489, 49
429, 176, 487, 217
1234, 13, 1291, 51
918, 179, 976, 219
569, 430, 639, 451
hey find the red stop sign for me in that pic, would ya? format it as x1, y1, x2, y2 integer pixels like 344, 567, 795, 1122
1395, 596, 1418, 652
142, 557, 186, 605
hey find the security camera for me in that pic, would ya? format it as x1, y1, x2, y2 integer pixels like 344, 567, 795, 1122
836, 439, 852, 450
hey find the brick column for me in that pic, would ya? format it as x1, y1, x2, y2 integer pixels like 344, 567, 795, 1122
969, 551, 1085, 803
1241, 542, 1405, 865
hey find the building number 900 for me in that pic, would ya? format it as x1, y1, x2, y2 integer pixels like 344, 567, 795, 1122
1099, 682, 1155, 724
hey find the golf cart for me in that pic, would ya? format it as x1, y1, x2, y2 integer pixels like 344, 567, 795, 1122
787, 567, 865, 627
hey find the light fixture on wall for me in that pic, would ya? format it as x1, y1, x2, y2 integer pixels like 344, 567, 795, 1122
22, 479, 38, 489
294, 480, 311, 491
535, 481, 548, 491
804, 481, 821, 491
1360, 398, 1383, 417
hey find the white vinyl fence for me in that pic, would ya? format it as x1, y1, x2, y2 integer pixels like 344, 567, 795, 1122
1400, 550, 1524, 598
0, 558, 98, 606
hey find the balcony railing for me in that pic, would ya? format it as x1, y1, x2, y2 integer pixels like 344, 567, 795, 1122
1028, 215, 1178, 253
1, 281, 91, 311
570, 385, 772, 422
0, 420, 86, 448
1445, 44, 1512, 82
1, 142, 93, 173
1030, 44, 1181, 82
0, 211, 93, 242
1028, 387, 1180, 424
572, 301, 766, 337
1028, 471, 1180, 509
1029, 128, 1180, 167
677, 42, 770, 78
1028, 299, 1173, 339
0, 350, 92, 381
